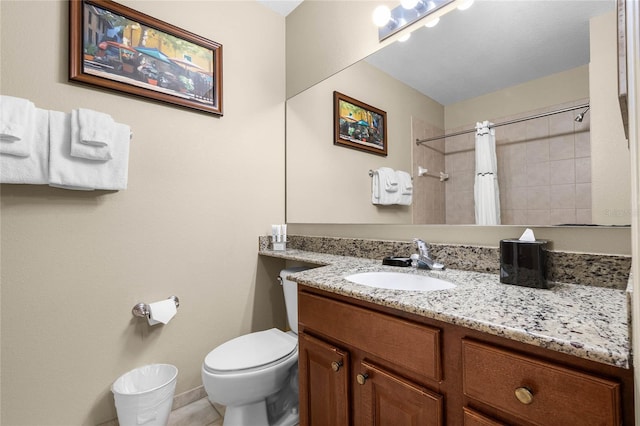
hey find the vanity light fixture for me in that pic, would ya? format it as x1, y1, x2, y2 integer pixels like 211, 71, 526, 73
372, 5, 394, 28
424, 17, 440, 27
401, 0, 420, 9
375, 0, 457, 41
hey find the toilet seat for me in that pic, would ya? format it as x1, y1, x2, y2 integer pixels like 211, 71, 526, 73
204, 328, 297, 374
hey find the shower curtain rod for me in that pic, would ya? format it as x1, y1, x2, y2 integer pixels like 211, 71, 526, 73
415, 103, 590, 145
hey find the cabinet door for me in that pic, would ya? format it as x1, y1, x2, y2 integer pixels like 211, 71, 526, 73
356, 361, 443, 426
299, 332, 350, 426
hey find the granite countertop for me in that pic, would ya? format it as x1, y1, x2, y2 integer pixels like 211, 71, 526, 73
260, 248, 632, 369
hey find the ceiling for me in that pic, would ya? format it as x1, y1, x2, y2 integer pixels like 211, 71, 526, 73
365, 0, 615, 105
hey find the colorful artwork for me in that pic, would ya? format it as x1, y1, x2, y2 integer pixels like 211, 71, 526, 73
70, 0, 223, 116
334, 92, 387, 156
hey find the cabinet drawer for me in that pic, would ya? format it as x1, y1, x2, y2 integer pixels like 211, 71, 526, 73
299, 291, 442, 381
462, 339, 620, 426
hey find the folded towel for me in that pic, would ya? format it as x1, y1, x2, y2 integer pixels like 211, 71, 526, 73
0, 108, 49, 184
78, 108, 114, 146
371, 167, 400, 205
70, 109, 112, 161
0, 96, 37, 157
396, 170, 413, 206
0, 95, 35, 142
49, 110, 130, 190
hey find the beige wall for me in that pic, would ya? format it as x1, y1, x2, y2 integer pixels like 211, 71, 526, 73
286, 60, 443, 224
590, 11, 632, 225
0, 1, 286, 424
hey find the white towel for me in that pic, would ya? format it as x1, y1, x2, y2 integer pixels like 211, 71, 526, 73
396, 170, 413, 206
0, 108, 49, 184
49, 110, 130, 190
371, 167, 399, 205
0, 95, 35, 141
70, 109, 112, 161
0, 96, 36, 157
78, 108, 114, 146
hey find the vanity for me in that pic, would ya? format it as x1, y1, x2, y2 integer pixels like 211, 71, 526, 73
259, 237, 634, 425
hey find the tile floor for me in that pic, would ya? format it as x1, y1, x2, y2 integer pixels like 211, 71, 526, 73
167, 396, 222, 426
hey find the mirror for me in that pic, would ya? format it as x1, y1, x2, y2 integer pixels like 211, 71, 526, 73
286, 0, 630, 226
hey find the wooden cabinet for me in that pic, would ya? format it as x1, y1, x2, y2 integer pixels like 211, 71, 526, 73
297, 285, 634, 425
298, 290, 444, 425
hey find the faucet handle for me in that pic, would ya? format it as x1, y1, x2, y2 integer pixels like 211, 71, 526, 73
413, 238, 429, 256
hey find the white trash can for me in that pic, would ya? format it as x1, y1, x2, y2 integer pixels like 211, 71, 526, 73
111, 364, 178, 426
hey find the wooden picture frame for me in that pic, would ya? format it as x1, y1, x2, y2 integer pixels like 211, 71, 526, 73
70, 0, 223, 116
334, 91, 387, 156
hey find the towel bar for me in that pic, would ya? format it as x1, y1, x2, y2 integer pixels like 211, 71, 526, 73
417, 166, 449, 182
132, 296, 179, 319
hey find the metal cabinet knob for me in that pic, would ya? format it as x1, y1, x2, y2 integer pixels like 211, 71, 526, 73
331, 361, 343, 372
356, 373, 369, 385
515, 387, 534, 405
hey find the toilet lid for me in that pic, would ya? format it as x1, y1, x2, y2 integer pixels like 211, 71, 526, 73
204, 328, 297, 372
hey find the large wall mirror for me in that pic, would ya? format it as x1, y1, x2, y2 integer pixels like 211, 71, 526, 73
286, 0, 630, 226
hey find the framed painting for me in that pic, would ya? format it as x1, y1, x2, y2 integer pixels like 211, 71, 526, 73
334, 91, 387, 156
69, 0, 223, 116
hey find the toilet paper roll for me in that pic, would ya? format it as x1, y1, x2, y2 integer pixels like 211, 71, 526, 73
148, 299, 177, 326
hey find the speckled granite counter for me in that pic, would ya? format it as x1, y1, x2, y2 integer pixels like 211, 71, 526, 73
259, 247, 632, 369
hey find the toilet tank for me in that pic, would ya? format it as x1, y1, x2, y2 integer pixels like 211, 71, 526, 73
280, 267, 310, 334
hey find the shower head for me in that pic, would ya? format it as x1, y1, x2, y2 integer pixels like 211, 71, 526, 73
575, 106, 590, 122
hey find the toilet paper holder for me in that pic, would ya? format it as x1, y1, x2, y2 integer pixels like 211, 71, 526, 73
132, 296, 180, 319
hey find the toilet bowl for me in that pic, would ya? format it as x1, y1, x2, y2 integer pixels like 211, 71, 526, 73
202, 267, 308, 426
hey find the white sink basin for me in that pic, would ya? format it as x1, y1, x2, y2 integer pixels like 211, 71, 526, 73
344, 271, 456, 292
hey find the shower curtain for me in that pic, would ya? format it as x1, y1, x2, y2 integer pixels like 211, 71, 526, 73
474, 121, 501, 225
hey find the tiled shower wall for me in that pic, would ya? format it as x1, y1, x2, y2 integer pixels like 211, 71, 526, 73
416, 99, 591, 225
411, 117, 446, 224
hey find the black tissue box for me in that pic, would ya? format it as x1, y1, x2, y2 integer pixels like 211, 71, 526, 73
500, 239, 549, 289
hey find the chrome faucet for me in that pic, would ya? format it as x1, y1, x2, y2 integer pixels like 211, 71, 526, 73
411, 238, 445, 270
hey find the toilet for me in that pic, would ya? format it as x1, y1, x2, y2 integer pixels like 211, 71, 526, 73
202, 267, 308, 426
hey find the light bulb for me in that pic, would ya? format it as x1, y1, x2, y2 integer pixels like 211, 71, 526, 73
401, 0, 419, 9
424, 17, 439, 27
372, 5, 392, 27
457, 0, 474, 11
398, 33, 411, 42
